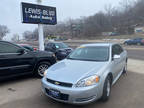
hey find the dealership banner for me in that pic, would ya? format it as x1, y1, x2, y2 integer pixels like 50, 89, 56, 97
21, 2, 57, 25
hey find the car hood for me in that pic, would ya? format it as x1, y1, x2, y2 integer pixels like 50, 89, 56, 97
58, 48, 73, 51
46, 59, 108, 84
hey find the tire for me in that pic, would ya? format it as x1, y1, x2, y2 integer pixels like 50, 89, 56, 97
123, 61, 127, 74
137, 43, 141, 46
124, 43, 128, 45
36, 61, 51, 77
101, 76, 111, 102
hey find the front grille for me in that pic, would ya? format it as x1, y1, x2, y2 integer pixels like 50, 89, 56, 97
47, 78, 73, 87
65, 49, 72, 54
45, 88, 69, 101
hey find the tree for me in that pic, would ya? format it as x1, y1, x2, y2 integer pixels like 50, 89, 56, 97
0, 25, 10, 40
23, 31, 33, 41
33, 28, 38, 40
23, 0, 144, 39
23, 29, 38, 41
11, 34, 20, 42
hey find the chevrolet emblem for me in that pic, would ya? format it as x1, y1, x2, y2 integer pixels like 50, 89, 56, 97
55, 82, 60, 85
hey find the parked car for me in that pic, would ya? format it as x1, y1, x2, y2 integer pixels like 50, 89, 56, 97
0, 41, 56, 79
109, 32, 119, 36
42, 43, 128, 104
45, 42, 73, 60
124, 38, 144, 45
18, 44, 38, 51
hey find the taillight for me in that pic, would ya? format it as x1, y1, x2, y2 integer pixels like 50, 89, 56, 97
33, 48, 37, 51
141, 40, 144, 43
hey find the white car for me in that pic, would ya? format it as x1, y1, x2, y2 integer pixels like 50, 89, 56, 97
42, 43, 128, 104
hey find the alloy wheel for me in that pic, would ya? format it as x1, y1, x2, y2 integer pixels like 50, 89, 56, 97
38, 64, 49, 77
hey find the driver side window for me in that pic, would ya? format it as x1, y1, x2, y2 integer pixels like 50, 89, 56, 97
112, 44, 123, 57
0, 42, 20, 53
112, 45, 119, 57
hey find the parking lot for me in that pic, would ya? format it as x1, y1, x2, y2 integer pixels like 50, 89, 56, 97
1, 0, 144, 107
0, 47, 144, 108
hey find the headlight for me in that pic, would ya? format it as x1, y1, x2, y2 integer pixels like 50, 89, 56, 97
75, 75, 100, 87
52, 53, 56, 57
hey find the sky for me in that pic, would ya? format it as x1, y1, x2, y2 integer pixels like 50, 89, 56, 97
0, 0, 122, 40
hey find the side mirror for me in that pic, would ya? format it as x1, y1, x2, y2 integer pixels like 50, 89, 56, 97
113, 55, 120, 60
17, 49, 25, 55
52, 46, 56, 50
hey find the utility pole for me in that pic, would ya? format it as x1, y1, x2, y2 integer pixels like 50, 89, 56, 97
37, 0, 44, 51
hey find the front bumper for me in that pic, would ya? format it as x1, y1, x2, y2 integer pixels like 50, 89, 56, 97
41, 78, 102, 104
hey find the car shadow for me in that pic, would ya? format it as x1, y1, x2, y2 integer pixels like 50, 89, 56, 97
0, 75, 38, 86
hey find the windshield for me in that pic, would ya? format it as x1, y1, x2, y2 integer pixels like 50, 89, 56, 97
67, 46, 109, 61
55, 43, 68, 49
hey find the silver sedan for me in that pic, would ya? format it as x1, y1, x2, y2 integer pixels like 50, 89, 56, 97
41, 43, 128, 104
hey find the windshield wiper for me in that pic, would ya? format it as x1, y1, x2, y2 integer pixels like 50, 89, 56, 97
67, 57, 77, 60
67, 58, 107, 62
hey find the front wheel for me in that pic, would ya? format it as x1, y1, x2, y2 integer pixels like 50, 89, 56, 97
36, 62, 50, 77
101, 76, 111, 102
123, 62, 127, 74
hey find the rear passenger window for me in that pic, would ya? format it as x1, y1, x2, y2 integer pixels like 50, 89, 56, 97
118, 45, 124, 54
112, 45, 119, 56
46, 43, 51, 47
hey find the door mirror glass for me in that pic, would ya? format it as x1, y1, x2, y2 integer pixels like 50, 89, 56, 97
113, 55, 120, 59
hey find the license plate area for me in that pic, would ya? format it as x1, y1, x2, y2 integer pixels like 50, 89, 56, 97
49, 89, 60, 98
45, 88, 69, 101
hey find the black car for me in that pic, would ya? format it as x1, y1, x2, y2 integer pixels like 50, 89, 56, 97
0, 41, 56, 79
45, 42, 73, 60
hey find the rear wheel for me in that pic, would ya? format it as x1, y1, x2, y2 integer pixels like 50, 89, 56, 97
124, 42, 128, 45
137, 43, 141, 46
36, 62, 50, 77
101, 76, 111, 102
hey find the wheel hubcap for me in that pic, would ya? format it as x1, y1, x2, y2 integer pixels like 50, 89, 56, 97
38, 64, 49, 77
125, 64, 127, 72
107, 80, 110, 97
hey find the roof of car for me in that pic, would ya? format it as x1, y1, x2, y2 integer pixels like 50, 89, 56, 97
0, 41, 26, 49
46, 41, 64, 44
0, 40, 18, 45
81, 43, 116, 47
18, 44, 30, 46
0, 40, 11, 43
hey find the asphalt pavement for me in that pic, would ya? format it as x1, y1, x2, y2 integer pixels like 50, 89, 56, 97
127, 49, 144, 60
